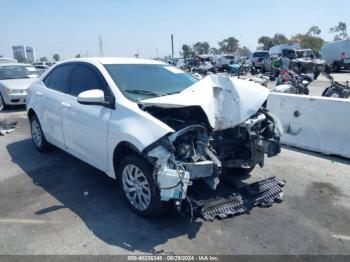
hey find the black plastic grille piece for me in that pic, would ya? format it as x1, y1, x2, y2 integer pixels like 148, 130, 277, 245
195, 177, 285, 221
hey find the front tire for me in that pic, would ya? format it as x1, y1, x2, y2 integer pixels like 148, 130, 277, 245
117, 154, 168, 218
29, 114, 51, 152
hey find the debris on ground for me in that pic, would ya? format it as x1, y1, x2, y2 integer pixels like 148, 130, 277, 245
0, 120, 17, 136
186, 177, 285, 221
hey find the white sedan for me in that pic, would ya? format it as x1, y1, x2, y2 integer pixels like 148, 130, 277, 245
26, 57, 282, 217
0, 63, 40, 111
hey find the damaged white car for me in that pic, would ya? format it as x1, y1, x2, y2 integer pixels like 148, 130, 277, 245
26, 58, 282, 217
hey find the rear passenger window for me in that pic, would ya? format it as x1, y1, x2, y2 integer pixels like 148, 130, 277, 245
45, 64, 74, 93
69, 65, 105, 96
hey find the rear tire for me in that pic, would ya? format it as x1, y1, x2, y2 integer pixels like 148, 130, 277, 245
29, 114, 51, 152
117, 154, 168, 218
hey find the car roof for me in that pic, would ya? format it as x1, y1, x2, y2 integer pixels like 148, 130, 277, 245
61, 57, 167, 65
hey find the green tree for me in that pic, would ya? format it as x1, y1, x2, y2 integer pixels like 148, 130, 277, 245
307, 26, 321, 36
258, 36, 273, 50
272, 33, 289, 45
53, 54, 60, 62
218, 37, 239, 53
75, 54, 81, 58
290, 26, 325, 53
181, 44, 193, 58
209, 47, 220, 55
291, 34, 324, 53
258, 33, 290, 50
193, 42, 210, 55
330, 22, 349, 41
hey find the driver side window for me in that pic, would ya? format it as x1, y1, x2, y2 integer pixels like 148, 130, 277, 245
69, 64, 108, 97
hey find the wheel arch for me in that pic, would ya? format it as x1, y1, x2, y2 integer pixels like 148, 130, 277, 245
113, 141, 144, 177
27, 108, 37, 119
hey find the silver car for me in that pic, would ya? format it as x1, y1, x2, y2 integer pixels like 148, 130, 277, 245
0, 63, 40, 111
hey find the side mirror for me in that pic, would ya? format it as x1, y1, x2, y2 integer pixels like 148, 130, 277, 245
77, 89, 105, 105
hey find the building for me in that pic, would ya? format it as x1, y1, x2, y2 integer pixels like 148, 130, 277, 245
12, 45, 35, 64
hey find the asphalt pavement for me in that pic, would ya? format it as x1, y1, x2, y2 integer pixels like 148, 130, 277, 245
0, 74, 350, 255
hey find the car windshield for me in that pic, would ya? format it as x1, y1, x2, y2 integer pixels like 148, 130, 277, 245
104, 64, 198, 101
0, 65, 40, 80
296, 50, 314, 58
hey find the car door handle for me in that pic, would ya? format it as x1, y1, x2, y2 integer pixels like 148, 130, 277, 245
61, 102, 71, 108
36, 91, 43, 97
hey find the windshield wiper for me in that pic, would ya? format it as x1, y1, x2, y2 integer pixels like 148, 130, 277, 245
125, 89, 161, 97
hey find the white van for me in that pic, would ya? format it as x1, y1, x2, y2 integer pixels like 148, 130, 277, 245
269, 43, 301, 57
321, 40, 350, 72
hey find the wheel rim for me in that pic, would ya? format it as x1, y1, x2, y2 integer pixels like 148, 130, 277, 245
122, 164, 151, 211
31, 119, 43, 147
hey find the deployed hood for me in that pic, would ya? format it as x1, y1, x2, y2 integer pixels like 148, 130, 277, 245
140, 74, 269, 131
0, 78, 37, 90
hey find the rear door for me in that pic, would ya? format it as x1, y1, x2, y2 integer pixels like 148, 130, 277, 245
60, 63, 113, 172
40, 63, 75, 148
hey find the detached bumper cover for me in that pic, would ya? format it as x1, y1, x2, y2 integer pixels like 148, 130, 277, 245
188, 176, 285, 221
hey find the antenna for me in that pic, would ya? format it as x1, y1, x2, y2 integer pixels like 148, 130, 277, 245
99, 36, 104, 57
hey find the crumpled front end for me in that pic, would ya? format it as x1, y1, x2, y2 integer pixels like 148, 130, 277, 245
142, 108, 282, 202
140, 75, 282, 202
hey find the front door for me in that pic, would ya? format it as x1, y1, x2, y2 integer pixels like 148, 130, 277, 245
60, 63, 112, 172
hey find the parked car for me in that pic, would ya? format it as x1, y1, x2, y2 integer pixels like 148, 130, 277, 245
212, 54, 235, 71
34, 64, 49, 75
321, 40, 350, 72
249, 51, 271, 73
33, 61, 53, 67
281, 49, 325, 79
26, 57, 282, 217
191, 61, 217, 75
0, 58, 18, 64
0, 63, 40, 111
269, 43, 301, 57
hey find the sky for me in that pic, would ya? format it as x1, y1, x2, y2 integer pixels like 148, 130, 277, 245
1, 0, 350, 60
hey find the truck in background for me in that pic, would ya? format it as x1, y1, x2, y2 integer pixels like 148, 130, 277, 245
321, 40, 350, 72
269, 43, 301, 57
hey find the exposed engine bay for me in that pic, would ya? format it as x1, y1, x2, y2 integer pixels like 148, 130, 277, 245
142, 105, 282, 201
139, 75, 283, 205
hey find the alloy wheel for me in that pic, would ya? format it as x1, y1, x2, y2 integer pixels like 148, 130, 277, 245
31, 119, 43, 147
122, 164, 151, 211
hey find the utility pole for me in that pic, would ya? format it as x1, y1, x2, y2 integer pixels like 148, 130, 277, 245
171, 34, 174, 59
99, 36, 104, 57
